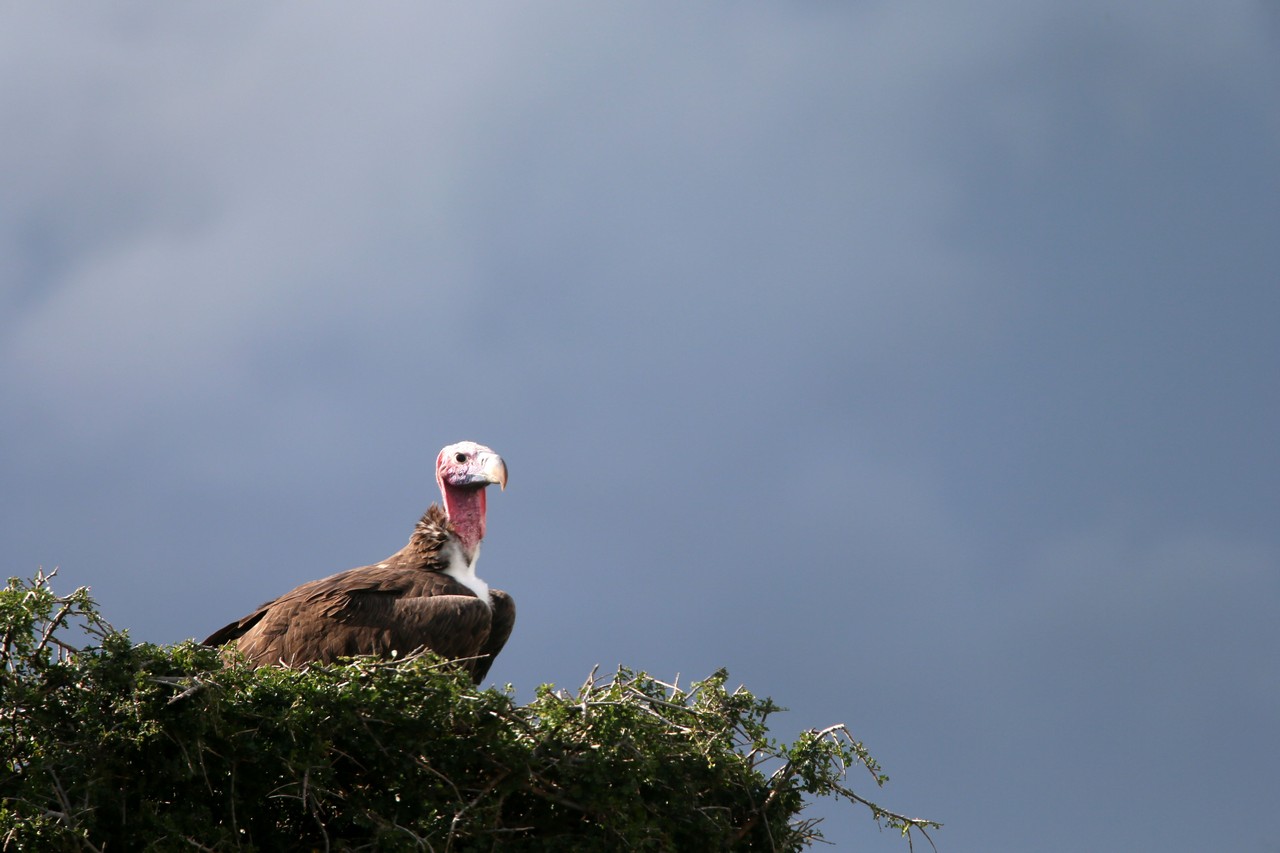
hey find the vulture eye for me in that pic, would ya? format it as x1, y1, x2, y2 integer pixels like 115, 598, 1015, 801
454, 452, 468, 463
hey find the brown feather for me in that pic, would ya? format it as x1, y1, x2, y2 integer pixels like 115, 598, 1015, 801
203, 505, 514, 683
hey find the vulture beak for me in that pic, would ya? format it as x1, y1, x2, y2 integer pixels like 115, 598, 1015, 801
485, 453, 508, 491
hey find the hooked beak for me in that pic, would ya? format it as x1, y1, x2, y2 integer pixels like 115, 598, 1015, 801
476, 450, 508, 491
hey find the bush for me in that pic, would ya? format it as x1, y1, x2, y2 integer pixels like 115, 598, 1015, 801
0, 571, 937, 851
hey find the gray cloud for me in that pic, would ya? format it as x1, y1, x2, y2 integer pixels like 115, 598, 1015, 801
2, 3, 1277, 850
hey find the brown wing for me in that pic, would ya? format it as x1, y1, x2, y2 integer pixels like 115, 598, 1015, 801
204, 565, 500, 680
472, 589, 515, 683
203, 598, 278, 647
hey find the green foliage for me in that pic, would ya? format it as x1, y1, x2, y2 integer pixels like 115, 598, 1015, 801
1, 571, 938, 851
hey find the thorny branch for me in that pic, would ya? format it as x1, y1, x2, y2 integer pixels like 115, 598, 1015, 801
2, 569, 115, 673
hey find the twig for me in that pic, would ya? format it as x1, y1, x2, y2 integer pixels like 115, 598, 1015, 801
45, 769, 105, 853
149, 676, 213, 705
445, 769, 512, 853
33, 600, 76, 658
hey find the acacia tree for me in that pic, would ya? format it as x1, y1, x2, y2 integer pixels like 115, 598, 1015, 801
0, 571, 938, 851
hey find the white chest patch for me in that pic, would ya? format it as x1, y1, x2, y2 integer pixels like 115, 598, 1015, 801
440, 540, 491, 605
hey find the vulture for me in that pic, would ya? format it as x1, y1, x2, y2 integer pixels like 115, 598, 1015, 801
203, 441, 514, 683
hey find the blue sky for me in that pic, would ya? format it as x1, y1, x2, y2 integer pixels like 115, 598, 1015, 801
3, 4, 1278, 850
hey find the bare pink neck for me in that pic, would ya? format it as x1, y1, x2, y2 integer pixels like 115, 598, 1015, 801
440, 485, 487, 562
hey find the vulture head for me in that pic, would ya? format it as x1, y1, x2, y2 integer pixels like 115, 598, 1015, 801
435, 441, 507, 563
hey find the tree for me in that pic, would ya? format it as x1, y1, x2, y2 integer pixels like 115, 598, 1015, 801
0, 571, 938, 851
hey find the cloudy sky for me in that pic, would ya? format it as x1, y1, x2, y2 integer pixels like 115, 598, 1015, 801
3, 3, 1278, 850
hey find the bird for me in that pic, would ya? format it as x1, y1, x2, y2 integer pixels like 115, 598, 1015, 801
203, 441, 514, 683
